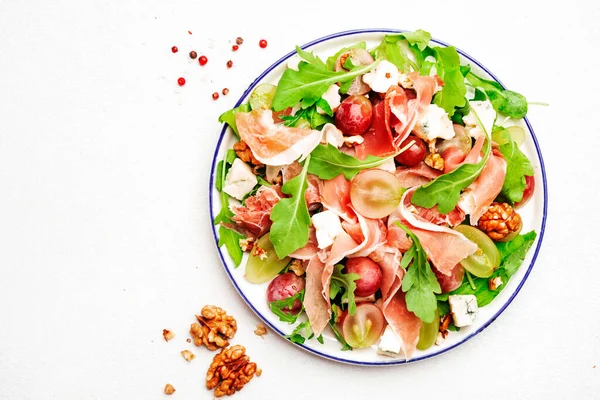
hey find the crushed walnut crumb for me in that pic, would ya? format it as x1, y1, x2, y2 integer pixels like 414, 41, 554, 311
254, 323, 268, 337
233, 141, 263, 168
239, 237, 255, 252
163, 329, 175, 342
289, 259, 306, 276
181, 349, 195, 362
164, 383, 176, 395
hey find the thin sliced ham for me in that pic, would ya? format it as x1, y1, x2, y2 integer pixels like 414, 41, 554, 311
369, 245, 401, 300
412, 203, 466, 227
321, 174, 357, 223
434, 264, 465, 293
354, 99, 395, 160
395, 162, 441, 188
226, 186, 281, 238
236, 110, 322, 166
304, 256, 330, 336
459, 148, 507, 225
388, 188, 478, 275
443, 135, 485, 173
289, 227, 319, 260
281, 161, 323, 211
383, 290, 421, 360
341, 208, 387, 258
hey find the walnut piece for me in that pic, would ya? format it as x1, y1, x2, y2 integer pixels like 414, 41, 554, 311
181, 349, 195, 362
256, 368, 262, 377
164, 383, 176, 395
478, 202, 522, 241
288, 259, 306, 276
239, 237, 255, 252
488, 276, 504, 291
424, 153, 444, 171
162, 329, 175, 342
190, 306, 237, 351
233, 141, 263, 168
254, 324, 268, 337
206, 345, 258, 398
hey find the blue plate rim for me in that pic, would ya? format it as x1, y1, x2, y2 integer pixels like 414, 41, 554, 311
208, 28, 548, 366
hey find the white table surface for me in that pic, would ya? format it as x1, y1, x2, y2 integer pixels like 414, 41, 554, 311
1, 0, 599, 399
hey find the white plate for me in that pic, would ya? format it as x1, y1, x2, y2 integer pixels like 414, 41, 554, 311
209, 29, 548, 365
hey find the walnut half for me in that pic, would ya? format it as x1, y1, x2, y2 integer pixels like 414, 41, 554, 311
478, 202, 522, 241
206, 345, 258, 397
190, 306, 237, 351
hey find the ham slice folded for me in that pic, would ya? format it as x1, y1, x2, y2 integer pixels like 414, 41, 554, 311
383, 289, 421, 360
443, 135, 485, 173
354, 98, 396, 160
395, 162, 442, 188
304, 256, 330, 337
368, 245, 401, 300
226, 186, 281, 238
320, 174, 357, 223
388, 188, 478, 275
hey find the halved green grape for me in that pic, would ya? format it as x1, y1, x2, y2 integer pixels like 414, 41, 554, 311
454, 225, 500, 278
249, 83, 277, 111
417, 309, 440, 351
245, 233, 290, 284
350, 169, 405, 219
506, 126, 526, 146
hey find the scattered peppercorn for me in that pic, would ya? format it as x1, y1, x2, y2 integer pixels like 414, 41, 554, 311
189, 50, 197, 59
199, 55, 208, 66
236, 37, 244, 45
226, 60, 233, 68
188, 30, 192, 35
177, 77, 186, 86
232, 44, 239, 51
212, 92, 219, 100
222, 88, 229, 96
259, 39, 268, 48
171, 46, 178, 53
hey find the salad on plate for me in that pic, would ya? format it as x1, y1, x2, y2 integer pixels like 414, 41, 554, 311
213, 29, 538, 360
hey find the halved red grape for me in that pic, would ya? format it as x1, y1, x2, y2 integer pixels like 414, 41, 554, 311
334, 95, 373, 135
266, 272, 305, 313
394, 135, 426, 167
350, 169, 404, 219
341, 303, 385, 348
345, 257, 383, 297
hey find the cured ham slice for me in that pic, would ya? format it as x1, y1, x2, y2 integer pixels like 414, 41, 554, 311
434, 264, 465, 293
383, 290, 421, 360
443, 135, 485, 173
340, 208, 387, 258
354, 99, 396, 160
459, 148, 507, 225
289, 227, 319, 260
369, 245, 401, 300
388, 188, 478, 275
395, 162, 441, 188
236, 110, 322, 166
281, 161, 323, 211
304, 256, 330, 336
227, 186, 281, 238
321, 174, 357, 223
412, 203, 466, 227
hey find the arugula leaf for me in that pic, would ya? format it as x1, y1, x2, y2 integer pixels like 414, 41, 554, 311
432, 46, 467, 116
218, 103, 252, 138
308, 144, 391, 180
373, 36, 407, 71
329, 264, 360, 315
466, 72, 528, 118
269, 156, 311, 259
295, 46, 326, 69
396, 29, 432, 51
492, 127, 534, 203
411, 107, 492, 213
281, 101, 333, 129
396, 223, 441, 323
451, 231, 537, 307
286, 321, 313, 345
218, 226, 243, 266
329, 304, 353, 351
271, 60, 375, 111
325, 41, 367, 71
269, 290, 304, 324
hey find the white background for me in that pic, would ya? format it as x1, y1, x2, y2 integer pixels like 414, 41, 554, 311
0, 0, 599, 399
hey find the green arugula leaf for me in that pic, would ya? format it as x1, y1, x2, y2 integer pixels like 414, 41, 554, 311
308, 144, 391, 180
295, 46, 326, 69
396, 223, 441, 323
325, 41, 367, 71
269, 290, 304, 324
218, 103, 251, 138
411, 107, 492, 213
466, 72, 528, 118
373, 36, 407, 71
432, 46, 467, 117
451, 231, 537, 307
218, 226, 243, 266
269, 156, 312, 259
396, 29, 432, 51
281, 103, 333, 129
492, 127, 534, 203
330, 264, 360, 315
384, 31, 432, 71
286, 320, 319, 345
329, 304, 353, 351
271, 60, 375, 111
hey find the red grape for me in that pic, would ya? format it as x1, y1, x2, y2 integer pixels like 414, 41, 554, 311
394, 135, 426, 167
266, 272, 305, 313
345, 257, 383, 297
335, 95, 373, 135
350, 169, 404, 219
514, 175, 535, 209
341, 303, 385, 348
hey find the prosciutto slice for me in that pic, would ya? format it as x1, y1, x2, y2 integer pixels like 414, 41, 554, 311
226, 186, 281, 238
354, 99, 396, 160
434, 264, 465, 293
320, 174, 357, 223
236, 110, 322, 166
460, 148, 507, 225
304, 256, 330, 336
388, 188, 478, 275
383, 289, 421, 360
369, 244, 401, 300
443, 135, 485, 173
395, 162, 441, 188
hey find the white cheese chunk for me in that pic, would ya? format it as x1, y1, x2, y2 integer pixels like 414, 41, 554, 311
377, 326, 402, 357
321, 123, 345, 148
311, 210, 343, 249
222, 158, 258, 201
317, 84, 341, 114
435, 332, 446, 346
418, 104, 456, 141
362, 60, 399, 93
449, 294, 479, 327
462, 100, 496, 139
